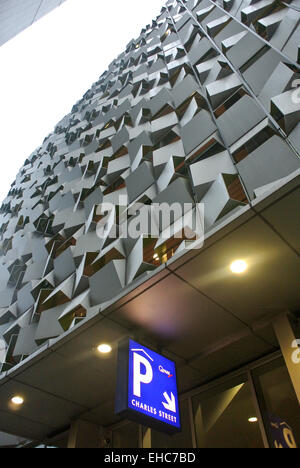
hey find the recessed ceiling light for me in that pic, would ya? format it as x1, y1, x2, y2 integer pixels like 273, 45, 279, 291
230, 259, 248, 274
11, 396, 24, 405
248, 417, 258, 423
97, 344, 112, 354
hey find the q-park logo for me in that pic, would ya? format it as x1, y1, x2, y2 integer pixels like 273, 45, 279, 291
159, 365, 173, 378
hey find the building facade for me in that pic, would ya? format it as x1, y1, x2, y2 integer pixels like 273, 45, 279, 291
0, 0, 299, 448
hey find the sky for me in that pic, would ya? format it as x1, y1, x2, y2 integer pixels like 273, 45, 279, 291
0, 0, 165, 203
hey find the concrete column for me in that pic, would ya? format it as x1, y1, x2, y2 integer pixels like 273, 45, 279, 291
273, 312, 300, 404
68, 419, 101, 448
143, 428, 152, 448
139, 426, 151, 448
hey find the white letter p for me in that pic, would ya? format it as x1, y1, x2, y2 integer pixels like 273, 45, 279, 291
133, 352, 153, 398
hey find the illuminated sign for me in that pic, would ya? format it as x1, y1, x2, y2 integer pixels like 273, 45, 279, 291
115, 338, 181, 434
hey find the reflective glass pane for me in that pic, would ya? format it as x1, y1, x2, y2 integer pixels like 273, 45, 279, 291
254, 358, 300, 449
193, 379, 264, 448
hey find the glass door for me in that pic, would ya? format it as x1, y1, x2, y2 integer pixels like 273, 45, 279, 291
252, 357, 300, 449
192, 375, 264, 448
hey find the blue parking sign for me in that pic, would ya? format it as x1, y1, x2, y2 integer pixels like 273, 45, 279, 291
115, 338, 181, 434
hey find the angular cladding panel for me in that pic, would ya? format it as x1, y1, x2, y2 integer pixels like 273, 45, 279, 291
201, 174, 244, 229
13, 324, 38, 357
35, 305, 66, 342
282, 21, 300, 63
237, 136, 300, 198
153, 140, 185, 166
0, 288, 15, 309
258, 62, 295, 110
152, 177, 195, 231
128, 131, 153, 163
242, 48, 283, 96
189, 37, 217, 65
271, 89, 300, 134
17, 283, 35, 315
89, 260, 126, 305
53, 248, 76, 284
270, 9, 300, 55
126, 161, 155, 203
214, 18, 246, 48
153, 177, 194, 207
216, 95, 266, 147
181, 109, 217, 154
111, 127, 130, 154
190, 150, 236, 198
172, 74, 202, 108
206, 73, 242, 109
226, 32, 266, 70
83, 187, 103, 217
149, 88, 174, 117
0, 0, 299, 375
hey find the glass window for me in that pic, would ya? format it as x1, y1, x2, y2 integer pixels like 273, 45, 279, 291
112, 422, 139, 448
253, 358, 299, 449
192, 377, 264, 448
151, 399, 193, 448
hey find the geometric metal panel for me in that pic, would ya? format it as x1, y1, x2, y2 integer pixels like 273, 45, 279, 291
0, 0, 299, 378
